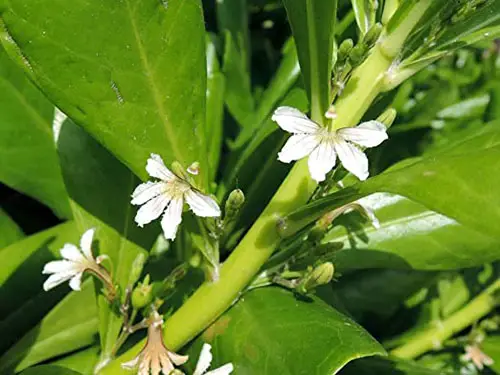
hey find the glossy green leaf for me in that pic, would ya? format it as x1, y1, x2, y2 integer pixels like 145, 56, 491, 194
56, 118, 157, 361
0, 280, 98, 374
222, 31, 255, 127
192, 287, 385, 375
351, 0, 376, 36
21, 365, 81, 375
282, 0, 338, 121
0, 208, 24, 248
0, 0, 208, 182
340, 356, 454, 375
205, 36, 225, 181
50, 346, 99, 375
0, 46, 70, 218
325, 195, 500, 271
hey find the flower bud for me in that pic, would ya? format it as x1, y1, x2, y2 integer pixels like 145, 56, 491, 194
337, 39, 354, 62
224, 189, 245, 222
376, 108, 397, 129
131, 275, 153, 309
363, 23, 383, 47
128, 253, 147, 287
171, 161, 190, 180
348, 44, 367, 66
187, 161, 200, 175
301, 262, 335, 293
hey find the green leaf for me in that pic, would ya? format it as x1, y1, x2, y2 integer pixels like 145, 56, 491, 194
56, 118, 157, 361
282, 0, 338, 121
482, 335, 500, 373
0, 208, 24, 248
0, 0, 208, 182
21, 365, 82, 375
192, 287, 385, 375
50, 346, 99, 375
351, 0, 376, 36
0, 280, 98, 374
222, 31, 255, 127
0, 46, 70, 218
325, 195, 500, 271
205, 36, 225, 181
340, 356, 454, 375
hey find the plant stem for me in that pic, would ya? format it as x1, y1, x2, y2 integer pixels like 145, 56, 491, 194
101, 2, 434, 372
391, 279, 500, 359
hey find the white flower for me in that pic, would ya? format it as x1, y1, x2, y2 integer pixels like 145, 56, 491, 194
42, 228, 98, 291
193, 343, 233, 375
463, 344, 494, 370
122, 311, 189, 375
272, 106, 388, 182
131, 154, 221, 240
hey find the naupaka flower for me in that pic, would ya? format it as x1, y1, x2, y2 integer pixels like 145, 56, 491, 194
131, 154, 221, 240
272, 106, 388, 182
193, 343, 234, 375
42, 228, 110, 291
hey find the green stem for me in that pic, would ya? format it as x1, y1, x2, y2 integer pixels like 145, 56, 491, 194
101, 2, 434, 372
391, 280, 500, 359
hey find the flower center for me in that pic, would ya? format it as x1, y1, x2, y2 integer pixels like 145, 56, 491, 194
164, 178, 191, 199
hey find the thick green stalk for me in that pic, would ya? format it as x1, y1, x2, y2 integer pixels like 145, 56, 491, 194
391, 280, 500, 359
102, 1, 433, 372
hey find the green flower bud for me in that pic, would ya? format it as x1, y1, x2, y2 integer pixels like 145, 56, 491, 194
348, 44, 367, 66
337, 39, 354, 62
301, 262, 335, 293
131, 275, 153, 309
224, 189, 245, 222
376, 108, 397, 129
363, 23, 383, 47
171, 161, 190, 180
128, 253, 147, 287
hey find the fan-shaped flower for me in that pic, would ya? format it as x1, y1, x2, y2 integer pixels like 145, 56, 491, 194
272, 106, 388, 182
193, 343, 234, 375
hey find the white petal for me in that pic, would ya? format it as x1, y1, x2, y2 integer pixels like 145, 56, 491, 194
69, 272, 83, 291
121, 356, 140, 370
135, 194, 171, 227
146, 153, 176, 182
167, 351, 189, 366
42, 260, 77, 274
278, 134, 319, 163
272, 106, 320, 134
185, 190, 221, 217
80, 228, 95, 259
161, 198, 184, 240
205, 364, 234, 375
193, 343, 213, 375
337, 121, 388, 148
60, 244, 85, 262
43, 272, 75, 291
131, 181, 166, 205
307, 141, 337, 182
335, 139, 369, 181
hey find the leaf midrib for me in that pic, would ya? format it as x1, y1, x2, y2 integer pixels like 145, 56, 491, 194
123, 0, 184, 163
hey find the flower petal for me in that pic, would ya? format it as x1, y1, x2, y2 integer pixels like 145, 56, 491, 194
43, 272, 74, 291
272, 106, 320, 134
146, 154, 176, 182
205, 364, 234, 375
161, 198, 184, 240
131, 181, 166, 205
185, 190, 221, 217
335, 139, 369, 181
69, 272, 83, 291
158, 353, 174, 374
193, 343, 213, 375
42, 260, 77, 274
80, 228, 95, 259
337, 121, 388, 148
307, 141, 337, 182
135, 194, 171, 227
167, 351, 189, 366
121, 355, 140, 370
60, 244, 85, 262
278, 134, 319, 163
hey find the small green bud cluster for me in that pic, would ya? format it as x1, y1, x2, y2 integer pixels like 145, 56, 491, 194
131, 274, 153, 309
296, 262, 335, 294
